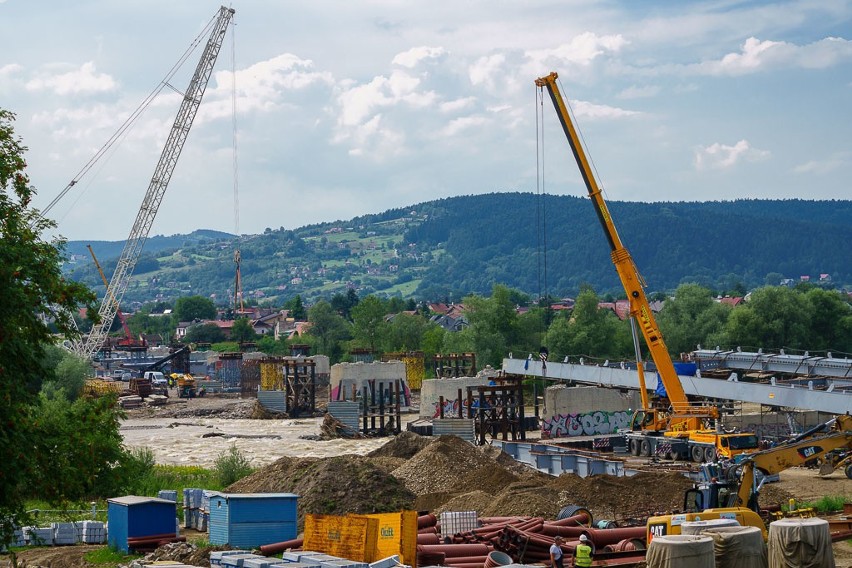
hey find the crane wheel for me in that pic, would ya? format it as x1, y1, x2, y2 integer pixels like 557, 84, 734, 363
704, 446, 717, 463
630, 439, 641, 456
845, 463, 852, 480
640, 439, 652, 457
691, 446, 705, 462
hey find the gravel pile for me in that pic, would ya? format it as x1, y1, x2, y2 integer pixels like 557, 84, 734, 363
391, 435, 497, 494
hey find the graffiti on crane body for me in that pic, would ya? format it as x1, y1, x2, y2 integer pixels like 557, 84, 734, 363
542, 410, 631, 438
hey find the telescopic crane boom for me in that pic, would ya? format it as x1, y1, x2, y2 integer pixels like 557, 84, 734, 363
534, 72, 717, 432
75, 6, 235, 360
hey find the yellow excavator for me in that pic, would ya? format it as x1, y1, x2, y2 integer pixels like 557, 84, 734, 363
534, 72, 759, 463
645, 414, 852, 541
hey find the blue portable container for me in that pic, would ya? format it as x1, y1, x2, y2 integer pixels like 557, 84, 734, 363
208, 492, 299, 549
107, 496, 176, 553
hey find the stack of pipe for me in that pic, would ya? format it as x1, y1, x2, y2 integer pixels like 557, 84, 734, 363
126, 533, 186, 553
415, 510, 648, 567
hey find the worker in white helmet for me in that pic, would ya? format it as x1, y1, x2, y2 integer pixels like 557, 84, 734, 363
574, 534, 593, 567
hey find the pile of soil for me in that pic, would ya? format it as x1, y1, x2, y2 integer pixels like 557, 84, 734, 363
227, 454, 416, 526
367, 431, 431, 459
391, 436, 500, 494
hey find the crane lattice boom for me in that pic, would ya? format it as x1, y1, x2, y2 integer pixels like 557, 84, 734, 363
76, 6, 235, 359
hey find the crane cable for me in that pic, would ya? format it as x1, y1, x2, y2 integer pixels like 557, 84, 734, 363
231, 18, 244, 314
36, 11, 222, 222
534, 86, 550, 332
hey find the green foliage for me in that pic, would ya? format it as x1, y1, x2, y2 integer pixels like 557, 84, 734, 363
214, 444, 254, 487
284, 294, 306, 320
351, 295, 388, 352
173, 294, 216, 322
307, 300, 351, 362
722, 286, 810, 350
785, 495, 846, 514
545, 289, 632, 360
84, 547, 142, 565
0, 109, 98, 547
185, 322, 227, 343
41, 344, 92, 401
231, 317, 257, 343
28, 394, 131, 502
657, 283, 731, 355
125, 463, 222, 497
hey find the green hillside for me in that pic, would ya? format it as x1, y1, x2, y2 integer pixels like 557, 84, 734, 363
63, 193, 852, 306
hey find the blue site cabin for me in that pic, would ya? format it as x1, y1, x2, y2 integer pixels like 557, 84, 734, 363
107, 495, 177, 553
209, 492, 299, 549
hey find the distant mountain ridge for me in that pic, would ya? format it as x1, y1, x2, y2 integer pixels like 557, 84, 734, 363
63, 193, 852, 306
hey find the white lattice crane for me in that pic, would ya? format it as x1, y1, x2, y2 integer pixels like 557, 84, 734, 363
74, 6, 235, 360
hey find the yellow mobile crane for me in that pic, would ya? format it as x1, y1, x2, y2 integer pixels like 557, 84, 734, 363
534, 72, 759, 462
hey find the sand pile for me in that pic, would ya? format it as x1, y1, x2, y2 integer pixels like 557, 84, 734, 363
367, 430, 431, 459
392, 435, 503, 494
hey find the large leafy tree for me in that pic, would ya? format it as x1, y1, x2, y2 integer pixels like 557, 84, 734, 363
545, 288, 631, 360
231, 317, 257, 343
722, 286, 810, 350
351, 295, 388, 352
307, 300, 351, 362
173, 294, 217, 322
0, 110, 97, 544
657, 283, 731, 355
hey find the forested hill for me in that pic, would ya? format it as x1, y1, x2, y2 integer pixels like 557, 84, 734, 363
64, 193, 851, 306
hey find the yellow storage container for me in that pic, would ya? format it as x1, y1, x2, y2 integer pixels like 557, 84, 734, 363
363, 510, 418, 567
303, 514, 378, 562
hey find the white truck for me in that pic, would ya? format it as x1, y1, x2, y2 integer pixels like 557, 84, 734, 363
143, 371, 168, 387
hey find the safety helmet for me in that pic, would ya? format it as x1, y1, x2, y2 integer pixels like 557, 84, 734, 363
579, 534, 589, 542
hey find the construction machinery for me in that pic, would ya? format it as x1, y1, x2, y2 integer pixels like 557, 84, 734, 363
534, 72, 759, 462
172, 373, 197, 398
645, 414, 852, 541
87, 245, 147, 351
73, 6, 235, 360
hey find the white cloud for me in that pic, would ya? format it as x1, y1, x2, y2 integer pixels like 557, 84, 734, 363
525, 32, 627, 70
618, 84, 660, 99
392, 46, 447, 68
441, 115, 490, 137
695, 36, 852, 76
572, 100, 639, 119
0, 63, 23, 79
440, 97, 476, 113
793, 152, 848, 175
694, 139, 770, 170
25, 61, 117, 95
468, 54, 507, 89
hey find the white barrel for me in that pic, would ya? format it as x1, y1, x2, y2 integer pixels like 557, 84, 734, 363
701, 526, 767, 568
647, 534, 715, 568
681, 518, 740, 535
768, 517, 834, 568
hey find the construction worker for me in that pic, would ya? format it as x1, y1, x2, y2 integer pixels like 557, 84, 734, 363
574, 534, 593, 567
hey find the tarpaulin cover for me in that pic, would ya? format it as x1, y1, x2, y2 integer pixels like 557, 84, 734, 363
700, 526, 767, 568
681, 518, 740, 535
768, 518, 835, 568
646, 534, 715, 568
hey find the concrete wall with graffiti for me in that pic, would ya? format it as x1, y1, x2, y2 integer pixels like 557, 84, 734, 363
542, 410, 632, 438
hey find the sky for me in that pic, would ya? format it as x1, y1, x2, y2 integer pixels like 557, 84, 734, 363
2, 0, 851, 241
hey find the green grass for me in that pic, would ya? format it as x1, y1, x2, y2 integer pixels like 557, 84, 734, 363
784, 494, 848, 514
84, 547, 141, 566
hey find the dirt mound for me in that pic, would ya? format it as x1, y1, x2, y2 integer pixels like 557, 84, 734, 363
227, 454, 415, 525
367, 431, 431, 459
392, 435, 497, 494
434, 490, 494, 515
545, 470, 694, 519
